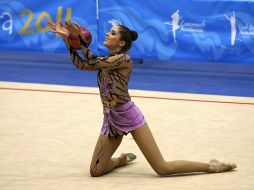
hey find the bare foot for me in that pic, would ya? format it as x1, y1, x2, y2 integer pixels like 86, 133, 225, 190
209, 159, 237, 173
119, 153, 137, 167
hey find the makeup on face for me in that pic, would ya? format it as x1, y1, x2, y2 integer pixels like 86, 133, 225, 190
104, 26, 122, 48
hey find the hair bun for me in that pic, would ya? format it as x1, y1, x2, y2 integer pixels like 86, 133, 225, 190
130, 30, 138, 41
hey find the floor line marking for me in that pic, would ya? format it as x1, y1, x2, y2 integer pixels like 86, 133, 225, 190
1, 87, 254, 106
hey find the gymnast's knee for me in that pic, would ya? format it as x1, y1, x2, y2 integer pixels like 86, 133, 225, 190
90, 168, 103, 177
89, 165, 106, 177
153, 163, 173, 176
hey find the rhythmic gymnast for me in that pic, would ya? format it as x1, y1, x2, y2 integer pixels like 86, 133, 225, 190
48, 20, 237, 177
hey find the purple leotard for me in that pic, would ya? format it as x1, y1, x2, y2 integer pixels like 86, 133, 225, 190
64, 35, 146, 138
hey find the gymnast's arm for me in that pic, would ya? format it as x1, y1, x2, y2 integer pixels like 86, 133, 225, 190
64, 35, 132, 71
63, 37, 97, 71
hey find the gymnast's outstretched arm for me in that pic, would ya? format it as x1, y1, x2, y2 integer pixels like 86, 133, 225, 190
63, 36, 132, 71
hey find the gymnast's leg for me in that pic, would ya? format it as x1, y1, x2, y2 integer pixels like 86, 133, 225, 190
131, 123, 237, 176
90, 133, 130, 177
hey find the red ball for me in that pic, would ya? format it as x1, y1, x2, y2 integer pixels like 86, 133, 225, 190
68, 27, 92, 49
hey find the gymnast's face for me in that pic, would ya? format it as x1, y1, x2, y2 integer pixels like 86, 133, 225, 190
104, 26, 125, 52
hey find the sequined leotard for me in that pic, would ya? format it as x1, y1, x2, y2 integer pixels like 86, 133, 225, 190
64, 35, 132, 109
64, 35, 145, 138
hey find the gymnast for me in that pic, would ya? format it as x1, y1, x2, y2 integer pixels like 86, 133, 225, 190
48, 19, 237, 177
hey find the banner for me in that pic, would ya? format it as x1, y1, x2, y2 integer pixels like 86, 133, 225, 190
1, 0, 254, 64
98, 0, 254, 63
0, 0, 98, 53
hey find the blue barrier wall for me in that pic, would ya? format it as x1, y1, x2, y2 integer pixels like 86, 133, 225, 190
1, 0, 254, 64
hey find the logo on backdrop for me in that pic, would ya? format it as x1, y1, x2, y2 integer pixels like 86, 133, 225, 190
108, 18, 122, 26
104, 17, 122, 33
171, 10, 180, 43
239, 25, 254, 35
239, 16, 254, 37
225, 11, 236, 46
224, 10, 254, 47
0, 11, 12, 35
166, 10, 206, 43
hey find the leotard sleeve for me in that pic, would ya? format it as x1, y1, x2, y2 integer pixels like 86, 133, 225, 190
64, 35, 132, 71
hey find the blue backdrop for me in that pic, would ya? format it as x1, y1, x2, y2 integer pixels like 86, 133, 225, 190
0, 0, 98, 53
1, 0, 254, 64
98, 0, 254, 63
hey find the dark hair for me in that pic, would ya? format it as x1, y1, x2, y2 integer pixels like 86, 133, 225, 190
117, 25, 138, 52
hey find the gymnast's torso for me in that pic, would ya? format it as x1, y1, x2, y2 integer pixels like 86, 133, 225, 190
64, 35, 133, 109
97, 59, 132, 109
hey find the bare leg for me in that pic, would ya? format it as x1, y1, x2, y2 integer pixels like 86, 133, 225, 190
89, 133, 130, 177
131, 123, 237, 176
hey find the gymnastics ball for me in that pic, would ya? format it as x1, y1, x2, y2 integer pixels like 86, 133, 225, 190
68, 27, 92, 49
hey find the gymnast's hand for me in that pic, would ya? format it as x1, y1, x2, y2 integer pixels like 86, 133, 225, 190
48, 20, 70, 38
65, 20, 83, 37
